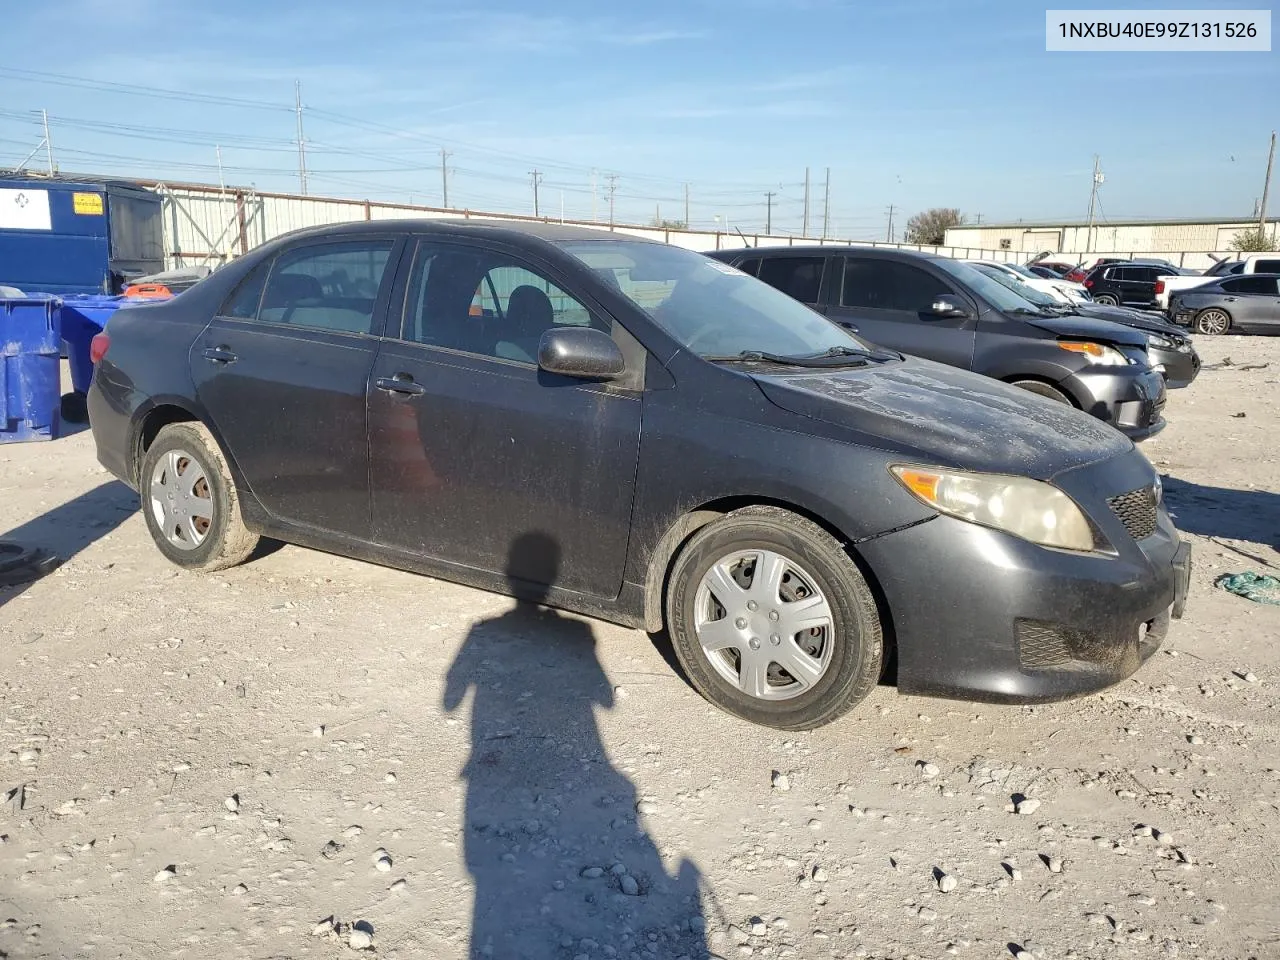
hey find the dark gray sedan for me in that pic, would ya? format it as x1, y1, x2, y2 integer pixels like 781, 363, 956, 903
1170, 274, 1280, 335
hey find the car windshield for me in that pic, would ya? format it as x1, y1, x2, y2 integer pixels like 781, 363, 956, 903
558, 240, 872, 359
934, 258, 1046, 313
970, 264, 1060, 307
1005, 263, 1040, 279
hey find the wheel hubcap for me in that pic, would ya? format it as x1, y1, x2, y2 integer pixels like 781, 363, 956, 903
149, 449, 214, 551
1200, 311, 1228, 335
693, 549, 834, 701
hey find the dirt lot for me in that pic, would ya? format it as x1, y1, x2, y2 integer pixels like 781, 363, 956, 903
2, 337, 1279, 960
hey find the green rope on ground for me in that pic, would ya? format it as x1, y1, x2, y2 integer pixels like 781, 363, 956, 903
1214, 571, 1280, 606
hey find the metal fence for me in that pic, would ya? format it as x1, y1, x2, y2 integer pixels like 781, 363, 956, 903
147, 180, 1029, 270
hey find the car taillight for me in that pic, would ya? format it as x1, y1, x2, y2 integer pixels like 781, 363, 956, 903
89, 333, 110, 364
1155, 280, 1165, 295
1082, 278, 1093, 288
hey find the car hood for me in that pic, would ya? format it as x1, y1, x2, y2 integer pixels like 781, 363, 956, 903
1070, 304, 1185, 335
1014, 311, 1149, 347
753, 356, 1132, 480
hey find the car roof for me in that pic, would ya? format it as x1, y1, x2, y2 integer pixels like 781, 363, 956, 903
716, 245, 944, 262
269, 217, 653, 246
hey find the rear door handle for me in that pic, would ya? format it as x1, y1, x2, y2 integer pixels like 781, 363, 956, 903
203, 346, 237, 364
376, 374, 426, 397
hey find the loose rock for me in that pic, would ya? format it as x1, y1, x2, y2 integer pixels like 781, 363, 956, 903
153, 865, 177, 883
223, 795, 239, 813
581, 866, 605, 879
1015, 797, 1042, 816
938, 872, 958, 893
619, 874, 640, 896
771, 771, 791, 792
348, 928, 374, 950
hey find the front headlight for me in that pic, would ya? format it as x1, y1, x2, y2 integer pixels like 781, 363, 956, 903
891, 466, 1097, 551
1057, 341, 1131, 366
1146, 333, 1174, 350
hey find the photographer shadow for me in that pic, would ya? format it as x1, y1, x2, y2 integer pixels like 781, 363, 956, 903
444, 532, 710, 960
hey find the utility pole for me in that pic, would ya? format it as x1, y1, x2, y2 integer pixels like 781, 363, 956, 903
606, 174, 619, 226
764, 191, 775, 235
560, 191, 565, 224
590, 170, 598, 221
40, 110, 54, 177
294, 80, 308, 196
822, 167, 831, 239
1085, 155, 1103, 254
440, 149, 452, 208
530, 170, 542, 218
802, 167, 811, 237
684, 183, 690, 227
886, 204, 895, 243
1258, 131, 1276, 239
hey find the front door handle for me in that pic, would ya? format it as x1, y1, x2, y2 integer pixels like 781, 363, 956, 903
203, 345, 237, 364
376, 374, 426, 397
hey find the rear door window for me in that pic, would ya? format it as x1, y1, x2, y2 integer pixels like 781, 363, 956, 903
258, 241, 395, 334
1222, 276, 1279, 296
1253, 258, 1280, 273
757, 257, 825, 305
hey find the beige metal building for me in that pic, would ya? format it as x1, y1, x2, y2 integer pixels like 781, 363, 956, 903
944, 218, 1278, 268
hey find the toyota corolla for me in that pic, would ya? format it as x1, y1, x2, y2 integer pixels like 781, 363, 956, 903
87, 221, 1190, 729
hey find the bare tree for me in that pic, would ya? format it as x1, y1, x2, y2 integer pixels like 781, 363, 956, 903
903, 208, 965, 245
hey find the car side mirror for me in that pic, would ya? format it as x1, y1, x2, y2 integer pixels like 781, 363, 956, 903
537, 326, 625, 380
929, 294, 971, 319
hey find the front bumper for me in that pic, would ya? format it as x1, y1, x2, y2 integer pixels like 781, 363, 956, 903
1149, 344, 1201, 389
859, 452, 1189, 703
1063, 366, 1167, 441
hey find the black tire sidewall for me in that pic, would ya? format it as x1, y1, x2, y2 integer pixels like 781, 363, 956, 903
666, 515, 881, 729
139, 425, 237, 569
1011, 380, 1070, 404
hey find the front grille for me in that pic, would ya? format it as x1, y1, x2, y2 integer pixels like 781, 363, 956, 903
1017, 622, 1071, 669
1017, 619, 1141, 671
1108, 486, 1159, 541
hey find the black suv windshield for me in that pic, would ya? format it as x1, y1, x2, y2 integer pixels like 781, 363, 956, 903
934, 258, 1044, 313
559, 241, 872, 359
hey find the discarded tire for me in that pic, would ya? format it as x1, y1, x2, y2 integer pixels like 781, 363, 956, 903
0, 541, 60, 587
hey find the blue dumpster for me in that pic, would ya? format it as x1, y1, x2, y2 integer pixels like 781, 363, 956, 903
59, 295, 124, 395
1, 297, 62, 442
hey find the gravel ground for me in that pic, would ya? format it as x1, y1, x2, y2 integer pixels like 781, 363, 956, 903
2, 337, 1278, 960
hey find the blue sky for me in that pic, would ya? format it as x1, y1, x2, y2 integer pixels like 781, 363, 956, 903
1, 0, 1275, 238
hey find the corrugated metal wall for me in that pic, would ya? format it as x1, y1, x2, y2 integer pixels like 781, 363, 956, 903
153, 182, 1024, 270
947, 220, 1278, 268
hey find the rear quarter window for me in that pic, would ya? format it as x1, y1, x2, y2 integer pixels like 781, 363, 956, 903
219, 261, 270, 319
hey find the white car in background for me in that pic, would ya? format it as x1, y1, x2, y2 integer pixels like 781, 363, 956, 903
960, 259, 1091, 305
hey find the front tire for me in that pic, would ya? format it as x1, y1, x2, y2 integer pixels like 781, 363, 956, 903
139, 422, 259, 572
664, 506, 883, 730
1194, 309, 1231, 336
1010, 380, 1072, 404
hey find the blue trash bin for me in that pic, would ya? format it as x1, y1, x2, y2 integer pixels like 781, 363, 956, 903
59, 295, 125, 396
1, 297, 62, 443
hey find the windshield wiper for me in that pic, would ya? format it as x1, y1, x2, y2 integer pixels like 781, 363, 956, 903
703, 349, 869, 368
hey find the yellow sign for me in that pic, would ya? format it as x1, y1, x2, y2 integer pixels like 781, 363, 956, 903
72, 192, 104, 216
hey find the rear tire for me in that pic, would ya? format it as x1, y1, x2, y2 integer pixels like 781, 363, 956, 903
1194, 309, 1231, 336
1010, 380, 1073, 405
139, 422, 259, 572
664, 506, 883, 730
1093, 293, 1119, 306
